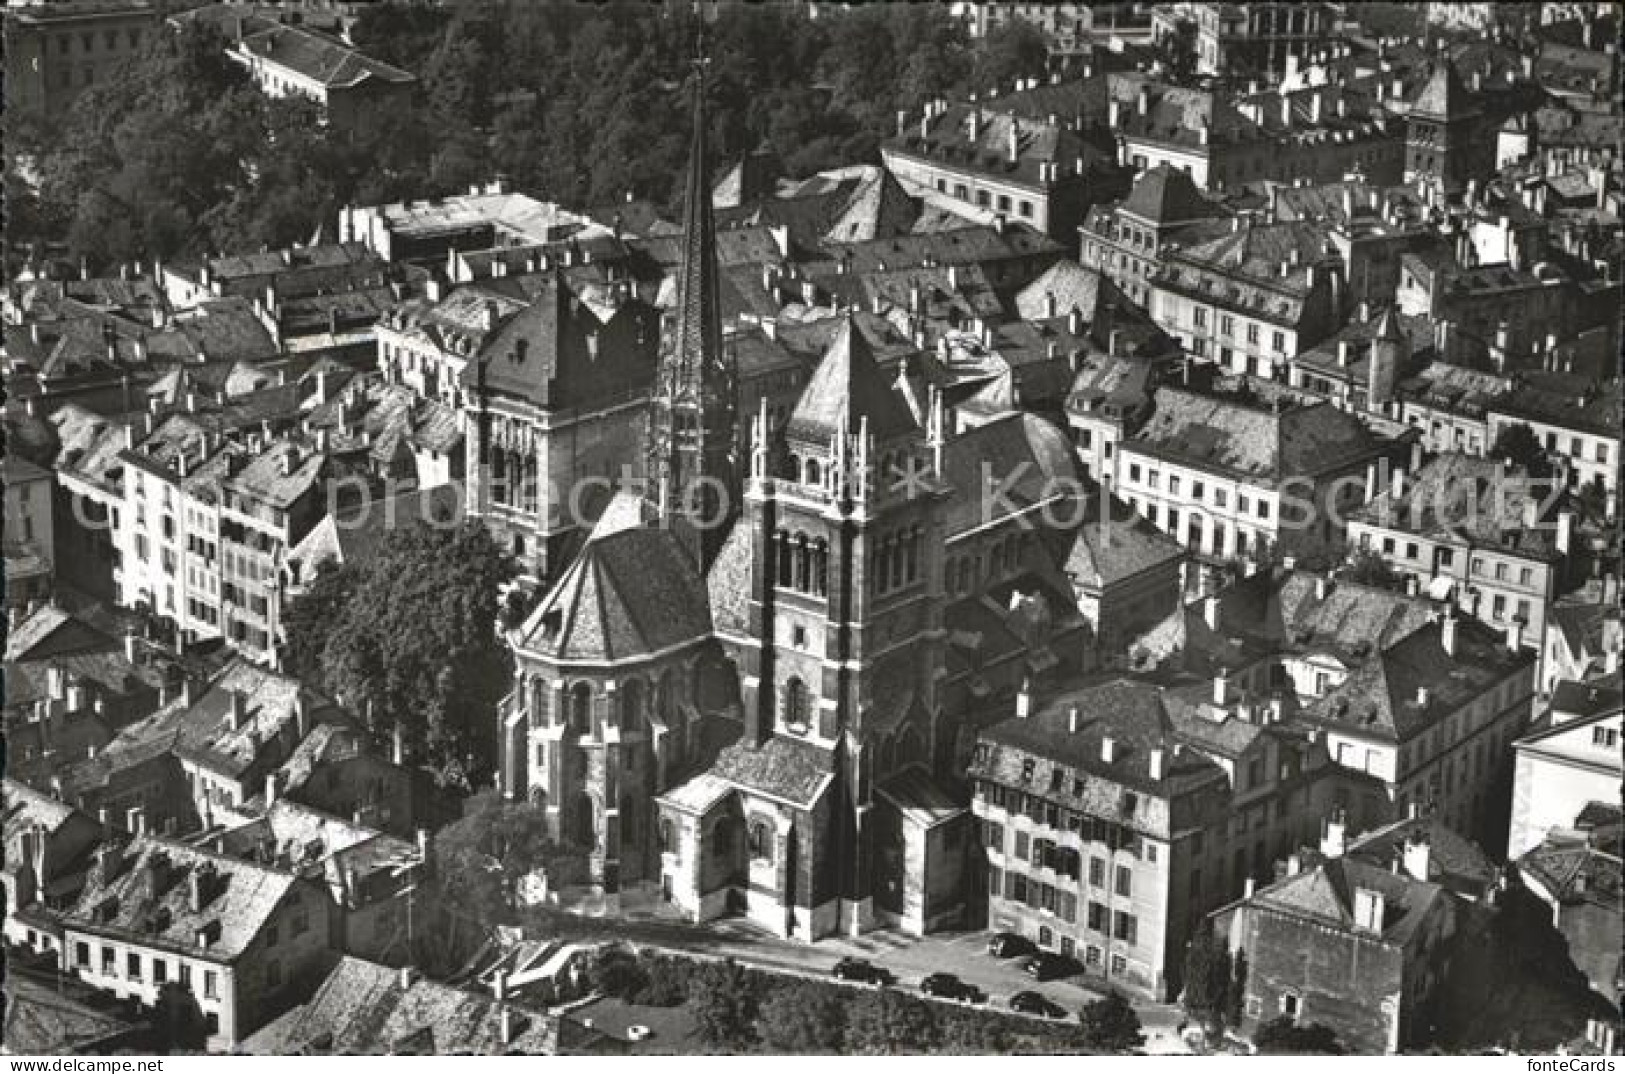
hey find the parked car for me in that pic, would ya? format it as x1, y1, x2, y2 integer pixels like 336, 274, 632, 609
1021, 953, 1078, 981
832, 957, 892, 985
1009, 991, 1067, 1019
986, 931, 1035, 958
920, 973, 985, 1004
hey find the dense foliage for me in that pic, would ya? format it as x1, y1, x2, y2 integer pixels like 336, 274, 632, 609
12, 3, 1055, 272
414, 791, 567, 975
1180, 924, 1247, 1033
279, 520, 515, 787
1253, 1016, 1345, 1055
587, 949, 1110, 1055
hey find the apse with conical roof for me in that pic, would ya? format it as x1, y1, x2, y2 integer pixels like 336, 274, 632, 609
644, 56, 739, 566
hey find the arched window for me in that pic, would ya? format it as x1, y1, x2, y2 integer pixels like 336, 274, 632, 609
783, 677, 809, 732
574, 793, 596, 849
812, 540, 828, 596
570, 683, 593, 734
776, 530, 794, 588
804, 458, 822, 487
891, 536, 906, 589
904, 528, 920, 582
659, 818, 675, 855
958, 558, 974, 593
749, 820, 773, 861
795, 534, 810, 591
619, 679, 642, 732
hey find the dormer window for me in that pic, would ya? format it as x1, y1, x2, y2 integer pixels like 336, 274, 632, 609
1020, 758, 1036, 783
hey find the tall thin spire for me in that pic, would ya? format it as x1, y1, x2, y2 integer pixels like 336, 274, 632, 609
643, 50, 738, 566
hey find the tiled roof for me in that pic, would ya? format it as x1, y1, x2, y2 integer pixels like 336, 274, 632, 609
707, 735, 836, 809
1251, 855, 1445, 945
243, 956, 557, 1055
1130, 387, 1384, 481
62, 835, 304, 963
3, 978, 141, 1056
1344, 815, 1497, 899
887, 106, 1113, 191
820, 167, 920, 245
1517, 832, 1623, 911
968, 677, 1228, 837
513, 527, 712, 664
785, 312, 918, 445
1409, 60, 1476, 119
239, 24, 415, 90
705, 518, 754, 640
1119, 165, 1218, 226
1066, 494, 1184, 590
1350, 454, 1561, 559
1014, 260, 1104, 322
1299, 614, 1530, 743
941, 411, 1081, 540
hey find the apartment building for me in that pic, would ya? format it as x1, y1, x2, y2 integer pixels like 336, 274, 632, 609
1117, 385, 1394, 569
4, 0, 160, 119
58, 836, 336, 1051
881, 101, 1124, 243
1296, 611, 1539, 845
968, 672, 1360, 1000
1346, 454, 1573, 652
227, 21, 415, 130
1508, 680, 1622, 859
1078, 164, 1230, 309
5, 455, 56, 608
1148, 220, 1344, 377
1150, 2, 1338, 79
1486, 373, 1619, 516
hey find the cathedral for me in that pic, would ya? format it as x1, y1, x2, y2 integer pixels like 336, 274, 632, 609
496, 62, 1091, 940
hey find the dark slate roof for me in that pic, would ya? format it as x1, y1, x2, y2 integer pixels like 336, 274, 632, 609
1299, 615, 1532, 744
1119, 164, 1218, 226
785, 312, 918, 445
1250, 855, 1446, 946
1344, 815, 1498, 899
513, 527, 712, 664
968, 677, 1228, 838
1517, 831, 1623, 911
941, 411, 1081, 539
707, 735, 836, 809
1066, 494, 1185, 590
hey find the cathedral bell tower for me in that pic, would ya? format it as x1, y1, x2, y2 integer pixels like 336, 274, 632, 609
739, 311, 951, 935
643, 56, 739, 568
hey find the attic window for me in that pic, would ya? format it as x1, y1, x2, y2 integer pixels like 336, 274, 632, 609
1121, 791, 1138, 817
1049, 767, 1065, 792
1020, 758, 1035, 783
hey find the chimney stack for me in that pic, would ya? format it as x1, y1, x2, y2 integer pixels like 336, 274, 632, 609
1149, 748, 1164, 781
1015, 676, 1033, 718
1321, 812, 1347, 858
1402, 832, 1432, 882
1101, 736, 1115, 763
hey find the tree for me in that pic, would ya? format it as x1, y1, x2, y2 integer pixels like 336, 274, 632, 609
1342, 545, 1404, 590
690, 958, 762, 1052
150, 981, 209, 1053
758, 980, 849, 1053
843, 989, 941, 1055
1491, 423, 1552, 480
1078, 991, 1145, 1053
413, 791, 570, 975
281, 521, 516, 786
1253, 1016, 1344, 1055
1181, 924, 1232, 1030
1227, 950, 1249, 1031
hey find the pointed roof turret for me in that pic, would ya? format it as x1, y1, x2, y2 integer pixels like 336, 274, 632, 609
1372, 305, 1405, 343
1411, 60, 1475, 120
671, 61, 725, 397
786, 311, 916, 445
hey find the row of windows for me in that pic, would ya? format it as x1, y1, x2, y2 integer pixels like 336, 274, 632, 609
932, 178, 1035, 220
1123, 463, 1271, 518
989, 867, 1139, 945
77, 941, 218, 997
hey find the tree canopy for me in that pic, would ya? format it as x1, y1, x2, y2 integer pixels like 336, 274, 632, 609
11, 2, 1050, 272
279, 520, 516, 787
1253, 1016, 1345, 1055
1078, 990, 1145, 1053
